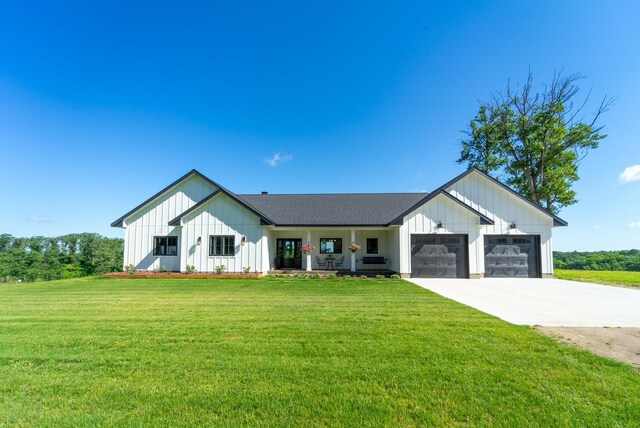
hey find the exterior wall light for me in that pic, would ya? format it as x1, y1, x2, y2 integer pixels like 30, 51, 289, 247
509, 222, 517, 229
241, 236, 246, 246
196, 237, 201, 246
436, 221, 443, 229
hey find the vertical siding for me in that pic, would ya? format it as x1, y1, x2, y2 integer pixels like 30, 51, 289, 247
399, 193, 481, 275
122, 175, 217, 271
181, 194, 264, 273
446, 172, 555, 275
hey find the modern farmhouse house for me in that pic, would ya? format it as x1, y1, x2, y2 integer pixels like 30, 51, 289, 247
111, 169, 566, 278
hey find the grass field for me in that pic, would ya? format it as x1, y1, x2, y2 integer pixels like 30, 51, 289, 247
1, 277, 639, 426
555, 269, 640, 287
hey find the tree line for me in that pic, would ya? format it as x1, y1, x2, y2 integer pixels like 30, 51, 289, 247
554, 250, 640, 272
0, 233, 123, 283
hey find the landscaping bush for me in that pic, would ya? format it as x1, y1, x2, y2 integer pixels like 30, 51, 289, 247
214, 265, 226, 275
185, 264, 196, 274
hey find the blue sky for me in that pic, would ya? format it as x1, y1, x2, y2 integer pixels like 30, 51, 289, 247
1, 1, 638, 251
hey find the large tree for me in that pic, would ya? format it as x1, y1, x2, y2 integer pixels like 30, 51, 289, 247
457, 71, 613, 214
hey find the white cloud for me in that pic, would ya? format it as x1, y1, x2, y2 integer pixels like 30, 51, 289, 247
411, 188, 428, 193
592, 225, 600, 229
264, 153, 293, 167
628, 221, 640, 229
619, 165, 640, 183
26, 215, 53, 223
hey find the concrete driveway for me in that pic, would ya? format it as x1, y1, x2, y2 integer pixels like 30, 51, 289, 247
408, 277, 640, 327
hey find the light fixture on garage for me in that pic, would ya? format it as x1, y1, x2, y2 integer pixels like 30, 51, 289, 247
436, 221, 443, 229
241, 236, 246, 246
196, 237, 201, 246
509, 222, 517, 229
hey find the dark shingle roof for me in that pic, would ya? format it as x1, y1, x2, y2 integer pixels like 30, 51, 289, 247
236, 193, 427, 226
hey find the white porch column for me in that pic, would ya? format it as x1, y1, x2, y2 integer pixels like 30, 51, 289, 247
350, 229, 356, 272
261, 232, 270, 274
306, 230, 312, 271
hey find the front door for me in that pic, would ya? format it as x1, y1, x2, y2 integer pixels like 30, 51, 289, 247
276, 239, 302, 269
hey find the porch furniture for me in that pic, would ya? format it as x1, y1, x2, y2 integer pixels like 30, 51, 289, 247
333, 256, 344, 268
325, 255, 335, 269
362, 256, 388, 265
315, 256, 327, 269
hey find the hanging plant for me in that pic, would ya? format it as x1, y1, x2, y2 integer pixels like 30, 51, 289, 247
347, 242, 361, 253
301, 244, 316, 255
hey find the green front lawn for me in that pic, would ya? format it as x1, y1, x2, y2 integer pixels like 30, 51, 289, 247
555, 269, 640, 288
1, 278, 639, 426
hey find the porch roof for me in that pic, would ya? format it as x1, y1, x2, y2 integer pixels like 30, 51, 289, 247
237, 193, 427, 226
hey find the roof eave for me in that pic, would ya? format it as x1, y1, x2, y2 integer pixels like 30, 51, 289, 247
273, 224, 391, 228
168, 188, 276, 227
468, 168, 568, 227
111, 169, 216, 228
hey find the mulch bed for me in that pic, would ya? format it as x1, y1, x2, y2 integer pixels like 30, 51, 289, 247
102, 272, 263, 279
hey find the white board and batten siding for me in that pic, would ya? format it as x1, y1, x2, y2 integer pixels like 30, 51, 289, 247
122, 175, 218, 272
398, 171, 555, 277
445, 171, 554, 276
399, 193, 482, 275
180, 194, 265, 273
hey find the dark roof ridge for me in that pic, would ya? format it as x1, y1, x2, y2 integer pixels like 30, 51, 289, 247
237, 192, 429, 196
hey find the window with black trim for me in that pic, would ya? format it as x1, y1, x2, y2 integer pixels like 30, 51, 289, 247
320, 238, 342, 254
366, 238, 378, 254
210, 235, 235, 256
153, 236, 178, 256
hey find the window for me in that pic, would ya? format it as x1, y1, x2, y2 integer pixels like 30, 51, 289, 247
210, 236, 235, 256
366, 238, 378, 254
488, 238, 508, 245
414, 235, 436, 245
513, 238, 532, 244
153, 236, 178, 256
320, 238, 342, 254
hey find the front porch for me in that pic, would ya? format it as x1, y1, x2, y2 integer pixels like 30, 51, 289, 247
267, 227, 400, 273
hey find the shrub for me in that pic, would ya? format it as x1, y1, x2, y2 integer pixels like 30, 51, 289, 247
185, 264, 196, 274
215, 265, 226, 275
375, 274, 385, 280
326, 274, 337, 279
242, 266, 252, 274
160, 265, 170, 274
359, 275, 368, 280
390, 274, 401, 280
311, 273, 321, 279
342, 275, 351, 280
124, 264, 136, 274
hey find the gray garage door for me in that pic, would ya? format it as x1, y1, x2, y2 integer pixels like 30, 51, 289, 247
411, 234, 469, 278
484, 235, 540, 278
